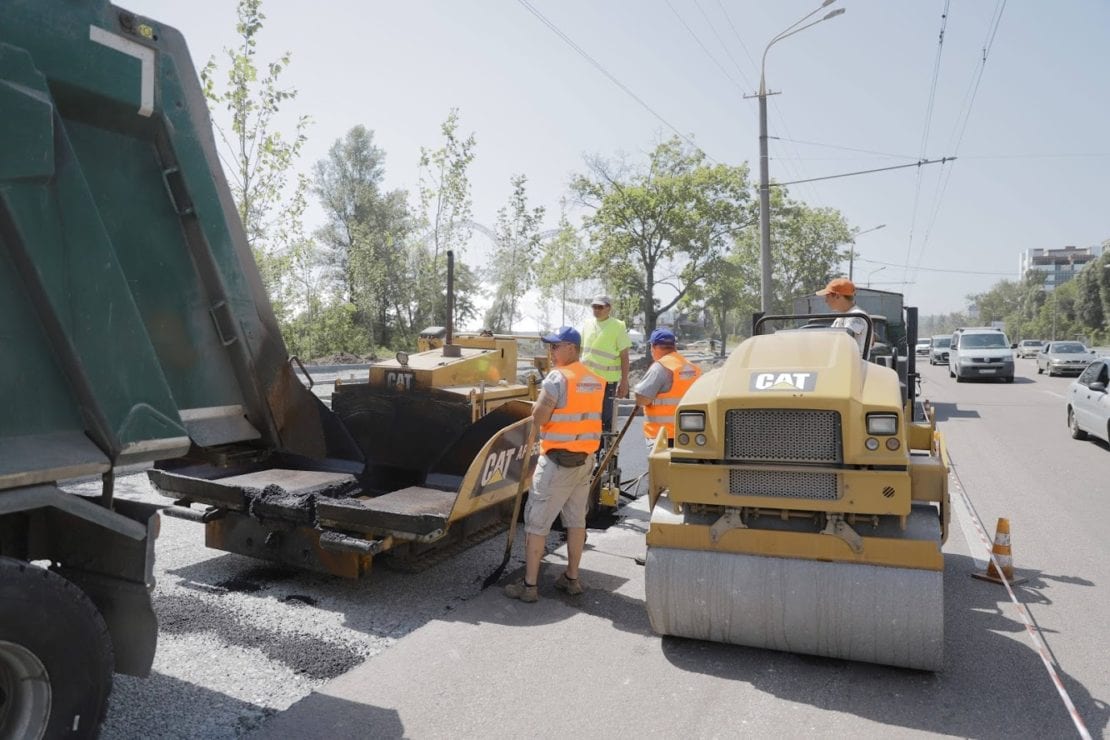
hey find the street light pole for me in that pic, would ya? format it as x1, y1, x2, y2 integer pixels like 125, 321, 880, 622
847, 223, 885, 281
865, 265, 886, 287
755, 2, 846, 313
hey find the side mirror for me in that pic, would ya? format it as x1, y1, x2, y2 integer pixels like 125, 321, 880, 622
1010, 343, 1017, 349
1090, 382, 1107, 393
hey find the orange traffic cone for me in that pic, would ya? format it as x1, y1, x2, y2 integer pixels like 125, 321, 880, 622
972, 517, 1027, 586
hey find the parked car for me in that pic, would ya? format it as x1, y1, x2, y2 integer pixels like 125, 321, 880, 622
1017, 339, 1046, 359
949, 327, 1014, 383
1036, 341, 1098, 377
1067, 358, 1110, 444
929, 335, 951, 365
915, 338, 932, 357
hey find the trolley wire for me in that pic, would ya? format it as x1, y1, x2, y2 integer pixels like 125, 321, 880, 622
903, 0, 952, 292
516, 0, 715, 162
909, 0, 1008, 289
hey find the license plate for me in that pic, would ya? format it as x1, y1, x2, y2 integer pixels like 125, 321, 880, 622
980, 368, 996, 374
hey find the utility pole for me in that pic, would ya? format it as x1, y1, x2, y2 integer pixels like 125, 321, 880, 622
749, 2, 845, 313
757, 89, 773, 313
847, 224, 885, 281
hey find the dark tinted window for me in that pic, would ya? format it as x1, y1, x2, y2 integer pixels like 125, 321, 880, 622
932, 337, 951, 348
961, 333, 1007, 349
1051, 342, 1087, 353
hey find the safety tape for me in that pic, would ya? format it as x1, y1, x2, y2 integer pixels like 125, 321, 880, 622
950, 461, 1092, 740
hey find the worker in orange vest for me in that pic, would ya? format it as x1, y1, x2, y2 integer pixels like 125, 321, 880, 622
505, 326, 605, 603
634, 328, 702, 452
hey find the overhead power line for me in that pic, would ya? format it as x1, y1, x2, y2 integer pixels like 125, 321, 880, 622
854, 256, 1014, 277
909, 0, 1008, 288
771, 137, 1110, 160
515, 0, 714, 161
771, 157, 954, 187
903, 0, 953, 292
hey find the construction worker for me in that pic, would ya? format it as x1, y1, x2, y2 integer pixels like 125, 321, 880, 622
634, 328, 702, 451
504, 326, 605, 603
580, 295, 631, 435
816, 277, 870, 356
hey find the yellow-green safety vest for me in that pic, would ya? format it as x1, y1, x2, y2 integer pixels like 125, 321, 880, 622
581, 317, 630, 383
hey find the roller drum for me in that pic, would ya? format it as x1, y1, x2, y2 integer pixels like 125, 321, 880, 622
645, 548, 943, 671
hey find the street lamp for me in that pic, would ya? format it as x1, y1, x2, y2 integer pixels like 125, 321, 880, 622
865, 265, 886, 288
847, 224, 885, 281
756, 1, 847, 312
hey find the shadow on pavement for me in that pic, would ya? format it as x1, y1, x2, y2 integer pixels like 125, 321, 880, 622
250, 692, 404, 739
931, 402, 981, 422
657, 552, 1108, 738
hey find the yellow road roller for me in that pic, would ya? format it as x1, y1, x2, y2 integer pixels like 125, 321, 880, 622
644, 311, 950, 670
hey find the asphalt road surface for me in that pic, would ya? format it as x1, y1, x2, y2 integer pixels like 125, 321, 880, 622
91, 356, 1108, 738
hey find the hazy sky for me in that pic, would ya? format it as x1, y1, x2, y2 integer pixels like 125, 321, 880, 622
122, 0, 1109, 321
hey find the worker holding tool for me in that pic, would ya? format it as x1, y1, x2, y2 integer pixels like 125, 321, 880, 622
504, 326, 605, 603
634, 328, 702, 452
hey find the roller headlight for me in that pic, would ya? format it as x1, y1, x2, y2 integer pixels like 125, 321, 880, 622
866, 413, 898, 436
678, 411, 705, 432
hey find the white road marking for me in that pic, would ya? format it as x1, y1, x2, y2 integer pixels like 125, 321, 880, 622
89, 26, 154, 117
1040, 389, 1065, 400
948, 473, 987, 570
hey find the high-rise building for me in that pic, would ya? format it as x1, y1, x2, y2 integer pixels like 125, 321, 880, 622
1018, 244, 1104, 291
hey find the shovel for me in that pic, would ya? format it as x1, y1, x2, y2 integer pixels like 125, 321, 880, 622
481, 422, 537, 589
589, 403, 639, 493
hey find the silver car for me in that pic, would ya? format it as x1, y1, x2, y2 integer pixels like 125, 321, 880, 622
1037, 341, 1098, 377
1017, 339, 1045, 359
1068, 359, 1110, 444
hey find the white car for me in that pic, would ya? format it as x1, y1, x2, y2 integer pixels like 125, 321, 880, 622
1068, 359, 1110, 444
914, 339, 931, 357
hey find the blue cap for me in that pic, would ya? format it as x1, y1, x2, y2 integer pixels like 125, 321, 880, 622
650, 328, 676, 346
541, 326, 581, 345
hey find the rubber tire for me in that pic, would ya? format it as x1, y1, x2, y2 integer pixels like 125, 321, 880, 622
0, 558, 113, 739
1069, 408, 1088, 440
948, 367, 955, 378
1037, 366, 1043, 375
1004, 376, 1014, 383
955, 374, 965, 383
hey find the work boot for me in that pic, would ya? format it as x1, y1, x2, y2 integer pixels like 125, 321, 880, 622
504, 579, 538, 603
555, 572, 584, 596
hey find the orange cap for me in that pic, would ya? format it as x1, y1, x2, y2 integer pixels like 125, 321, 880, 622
816, 277, 856, 297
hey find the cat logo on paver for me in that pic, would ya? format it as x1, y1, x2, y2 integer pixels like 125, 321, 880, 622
749, 371, 817, 392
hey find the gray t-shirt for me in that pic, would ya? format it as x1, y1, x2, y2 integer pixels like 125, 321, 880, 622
633, 361, 673, 401
540, 368, 567, 409
832, 308, 869, 354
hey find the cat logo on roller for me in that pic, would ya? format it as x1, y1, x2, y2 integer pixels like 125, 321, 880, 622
748, 371, 817, 392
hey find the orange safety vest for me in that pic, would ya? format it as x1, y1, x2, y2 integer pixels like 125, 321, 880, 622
643, 352, 702, 441
540, 361, 605, 455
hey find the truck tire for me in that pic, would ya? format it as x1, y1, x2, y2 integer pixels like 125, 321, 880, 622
0, 558, 113, 739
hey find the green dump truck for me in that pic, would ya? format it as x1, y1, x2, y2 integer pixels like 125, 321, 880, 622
1, 3, 539, 736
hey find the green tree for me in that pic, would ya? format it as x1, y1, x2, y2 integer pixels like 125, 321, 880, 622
411, 109, 477, 333
200, 0, 310, 318
1074, 260, 1106, 341
536, 206, 589, 328
683, 253, 756, 355
313, 126, 411, 348
484, 175, 545, 332
732, 188, 853, 314
572, 137, 752, 334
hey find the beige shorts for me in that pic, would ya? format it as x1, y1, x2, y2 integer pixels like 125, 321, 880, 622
524, 454, 593, 535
